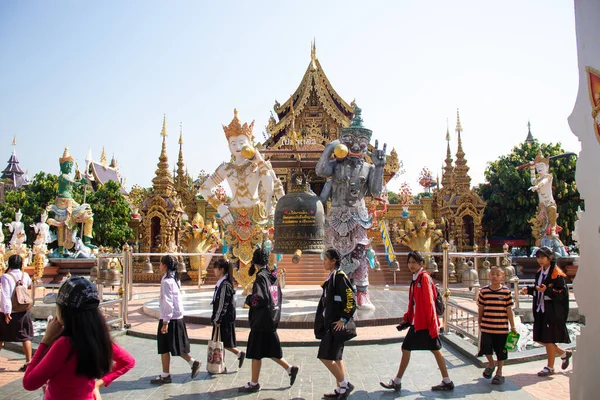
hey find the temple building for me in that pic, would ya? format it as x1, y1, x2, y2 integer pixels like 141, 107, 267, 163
435, 110, 486, 251
262, 42, 401, 194
87, 147, 127, 194
139, 115, 185, 254
1, 137, 30, 189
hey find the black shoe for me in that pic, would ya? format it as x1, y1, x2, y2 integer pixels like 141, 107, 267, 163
561, 350, 572, 370
238, 382, 260, 392
380, 379, 401, 392
431, 381, 454, 391
323, 389, 341, 399
289, 365, 299, 386
18, 363, 29, 372
191, 360, 201, 379
337, 382, 354, 399
238, 351, 246, 368
150, 375, 172, 385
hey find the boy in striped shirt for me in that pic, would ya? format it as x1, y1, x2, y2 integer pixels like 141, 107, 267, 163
477, 267, 517, 384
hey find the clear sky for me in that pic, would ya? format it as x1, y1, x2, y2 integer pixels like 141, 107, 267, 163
0, 1, 579, 194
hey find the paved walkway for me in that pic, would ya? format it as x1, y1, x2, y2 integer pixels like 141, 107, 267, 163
1, 334, 572, 399
0, 284, 573, 399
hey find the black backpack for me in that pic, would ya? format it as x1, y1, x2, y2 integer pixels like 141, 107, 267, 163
417, 273, 445, 316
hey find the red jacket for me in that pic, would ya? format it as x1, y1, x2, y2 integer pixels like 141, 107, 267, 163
403, 270, 440, 338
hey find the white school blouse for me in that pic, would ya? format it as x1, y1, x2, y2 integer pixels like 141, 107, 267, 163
159, 275, 184, 322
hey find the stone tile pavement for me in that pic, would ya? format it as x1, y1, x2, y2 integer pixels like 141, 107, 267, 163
0, 334, 565, 399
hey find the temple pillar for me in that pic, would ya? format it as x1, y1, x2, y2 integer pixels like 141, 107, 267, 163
570, 1, 600, 397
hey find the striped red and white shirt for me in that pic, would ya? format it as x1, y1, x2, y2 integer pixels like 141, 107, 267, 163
477, 285, 513, 334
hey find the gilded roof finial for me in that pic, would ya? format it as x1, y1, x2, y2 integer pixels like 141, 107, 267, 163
12, 135, 16, 146
110, 154, 117, 169
161, 114, 168, 138
446, 118, 451, 141
455, 108, 463, 133
179, 123, 183, 145
310, 39, 317, 69
100, 146, 107, 166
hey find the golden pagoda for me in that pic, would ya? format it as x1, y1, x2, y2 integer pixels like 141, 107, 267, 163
436, 110, 486, 251
140, 115, 185, 254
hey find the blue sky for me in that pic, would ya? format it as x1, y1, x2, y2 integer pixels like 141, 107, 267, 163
0, 1, 579, 193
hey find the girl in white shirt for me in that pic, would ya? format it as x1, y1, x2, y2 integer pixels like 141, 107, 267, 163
0, 254, 33, 371
150, 255, 200, 384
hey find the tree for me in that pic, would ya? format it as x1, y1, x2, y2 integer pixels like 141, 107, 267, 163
87, 180, 134, 249
476, 140, 581, 244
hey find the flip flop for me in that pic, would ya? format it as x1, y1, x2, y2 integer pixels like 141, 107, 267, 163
491, 375, 505, 385
483, 366, 495, 379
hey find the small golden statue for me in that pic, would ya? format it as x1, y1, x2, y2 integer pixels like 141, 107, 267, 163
180, 213, 221, 284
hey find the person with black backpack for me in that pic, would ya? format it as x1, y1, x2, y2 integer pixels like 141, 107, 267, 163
380, 251, 454, 393
0, 254, 33, 372
239, 247, 299, 393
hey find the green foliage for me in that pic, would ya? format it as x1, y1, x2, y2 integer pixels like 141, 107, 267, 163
0, 172, 67, 247
387, 191, 399, 204
87, 180, 134, 248
0, 173, 133, 249
476, 140, 581, 244
128, 184, 151, 210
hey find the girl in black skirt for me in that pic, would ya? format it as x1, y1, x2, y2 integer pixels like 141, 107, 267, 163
316, 249, 356, 399
520, 246, 572, 377
380, 251, 454, 392
211, 258, 245, 369
238, 248, 299, 393
0, 255, 33, 372
150, 255, 200, 384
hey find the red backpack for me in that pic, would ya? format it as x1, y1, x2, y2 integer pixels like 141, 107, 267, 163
8, 273, 33, 313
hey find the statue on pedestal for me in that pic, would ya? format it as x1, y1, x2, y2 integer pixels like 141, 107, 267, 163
527, 149, 567, 255
198, 109, 283, 293
4, 209, 29, 265
316, 106, 386, 309
181, 213, 221, 284
31, 211, 52, 280
46, 147, 95, 257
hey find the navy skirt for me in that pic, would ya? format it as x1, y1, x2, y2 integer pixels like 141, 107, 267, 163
157, 318, 191, 356
0, 311, 33, 342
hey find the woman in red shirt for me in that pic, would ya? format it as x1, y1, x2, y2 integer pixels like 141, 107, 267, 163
22, 277, 135, 399
380, 251, 454, 393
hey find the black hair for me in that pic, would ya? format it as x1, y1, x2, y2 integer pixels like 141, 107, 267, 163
324, 248, 341, 268
213, 258, 233, 284
535, 246, 554, 259
407, 251, 425, 265
8, 254, 23, 270
59, 304, 113, 379
161, 254, 180, 283
249, 248, 269, 276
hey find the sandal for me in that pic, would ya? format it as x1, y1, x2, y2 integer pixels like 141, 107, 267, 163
483, 366, 495, 379
491, 375, 505, 385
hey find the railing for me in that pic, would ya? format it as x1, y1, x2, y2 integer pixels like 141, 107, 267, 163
510, 278, 575, 309
445, 300, 479, 341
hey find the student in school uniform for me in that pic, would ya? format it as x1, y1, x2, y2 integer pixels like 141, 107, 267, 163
211, 258, 245, 369
477, 266, 517, 384
150, 255, 200, 384
238, 247, 299, 393
520, 246, 572, 377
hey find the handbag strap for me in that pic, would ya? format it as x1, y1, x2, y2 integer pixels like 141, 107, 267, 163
212, 326, 221, 342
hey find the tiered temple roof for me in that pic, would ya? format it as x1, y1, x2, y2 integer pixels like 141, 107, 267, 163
1, 138, 29, 188
453, 109, 471, 193
152, 115, 176, 197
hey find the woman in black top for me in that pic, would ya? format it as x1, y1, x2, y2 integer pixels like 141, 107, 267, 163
238, 248, 299, 393
211, 258, 245, 369
315, 249, 356, 399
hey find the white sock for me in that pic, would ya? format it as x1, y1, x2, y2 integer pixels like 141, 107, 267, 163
338, 380, 348, 387
560, 353, 567, 359
442, 377, 452, 384
393, 377, 402, 384
287, 366, 293, 374
160, 372, 170, 378
248, 381, 258, 387
188, 358, 196, 367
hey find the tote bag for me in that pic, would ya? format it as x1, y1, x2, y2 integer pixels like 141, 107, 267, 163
206, 327, 226, 374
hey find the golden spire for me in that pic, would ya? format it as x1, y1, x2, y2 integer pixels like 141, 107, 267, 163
222, 109, 254, 141
176, 123, 186, 190
12, 135, 16, 146
100, 146, 107, 167
310, 39, 317, 69
152, 114, 175, 197
454, 109, 471, 192
441, 120, 454, 191
109, 154, 118, 169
